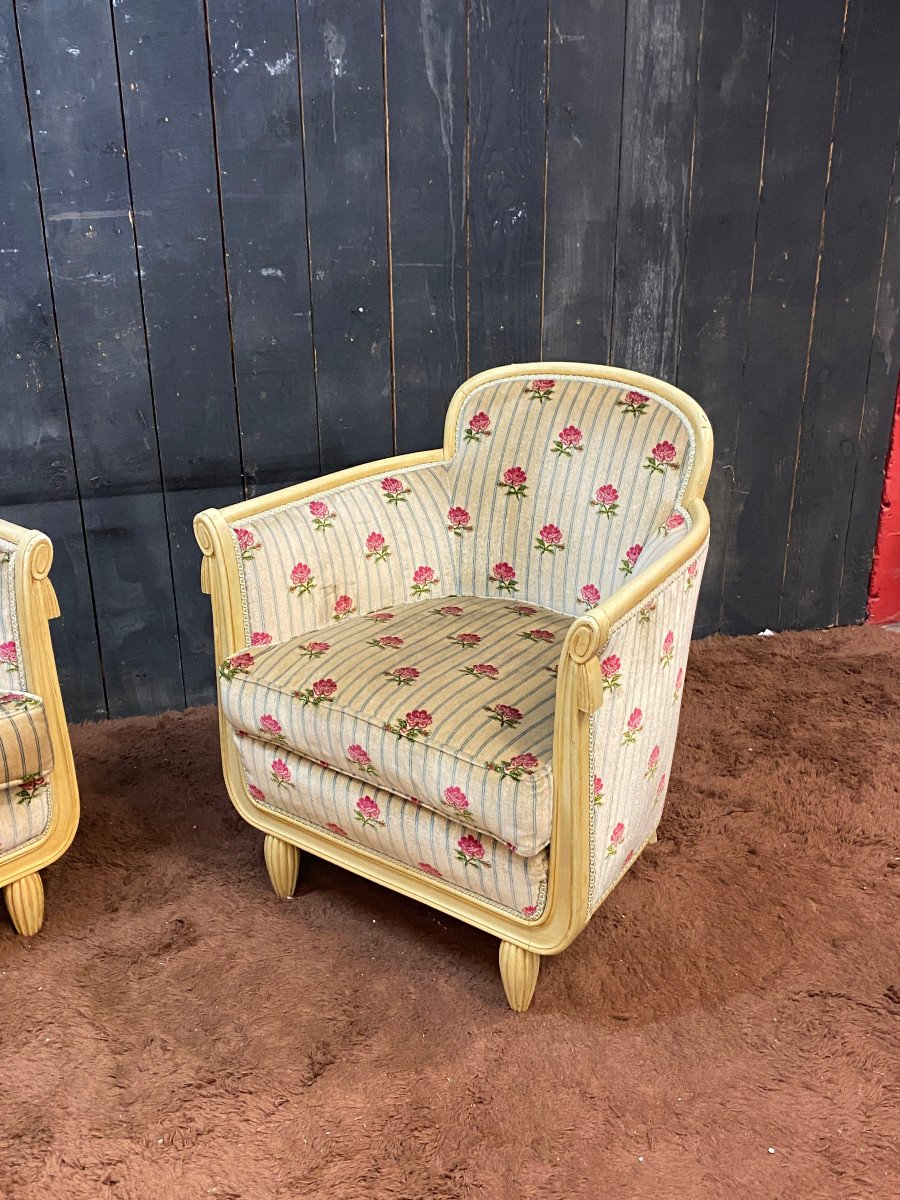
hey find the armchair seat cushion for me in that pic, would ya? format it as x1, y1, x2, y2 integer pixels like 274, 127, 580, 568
218, 595, 573, 856
0, 690, 53, 789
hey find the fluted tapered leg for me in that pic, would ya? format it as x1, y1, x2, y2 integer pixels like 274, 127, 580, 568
499, 941, 540, 1012
4, 871, 45, 936
264, 835, 300, 899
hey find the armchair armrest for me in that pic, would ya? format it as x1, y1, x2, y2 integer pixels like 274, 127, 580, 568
194, 450, 457, 651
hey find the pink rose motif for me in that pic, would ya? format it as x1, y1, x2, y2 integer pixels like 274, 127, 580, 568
0, 641, 18, 670
368, 611, 394, 621
411, 565, 438, 597
385, 665, 420, 685
447, 506, 473, 535
250, 631, 272, 646
521, 905, 538, 918
326, 822, 349, 838
620, 544, 643, 575
523, 378, 555, 402
487, 751, 539, 780
464, 411, 492, 443
645, 440, 680, 473
656, 772, 668, 800
511, 604, 538, 616
663, 512, 686, 534
289, 562, 315, 595
639, 601, 657, 624
248, 783, 265, 802
234, 526, 261, 560
314, 678, 337, 698
622, 707, 643, 745
661, 630, 675, 666
407, 709, 431, 730
521, 628, 555, 644
382, 475, 411, 504
591, 483, 620, 517
607, 821, 626, 855
673, 666, 684, 702
617, 389, 650, 417
624, 849, 635, 866
645, 744, 660, 778
485, 703, 523, 729
449, 631, 481, 646
434, 604, 465, 616
552, 425, 583, 456
498, 465, 528, 498
456, 833, 491, 868
687, 560, 699, 589
270, 758, 291, 787
592, 775, 604, 806
443, 785, 469, 814
219, 650, 254, 680
489, 561, 518, 594
601, 654, 622, 691
368, 633, 404, 650
462, 662, 500, 680
510, 752, 539, 771
293, 677, 337, 706
299, 640, 330, 659
418, 862, 443, 877
365, 531, 390, 562
385, 708, 433, 740
535, 523, 565, 556
259, 714, 283, 740
347, 743, 376, 775
354, 795, 384, 828
333, 594, 355, 620
309, 499, 335, 530
578, 583, 601, 609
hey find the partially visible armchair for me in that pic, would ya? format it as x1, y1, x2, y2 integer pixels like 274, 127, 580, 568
196, 363, 712, 1010
0, 519, 79, 934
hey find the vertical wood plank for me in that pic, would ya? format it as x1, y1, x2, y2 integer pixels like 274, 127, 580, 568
207, 0, 319, 494
297, 0, 393, 469
16, 0, 184, 717
782, 0, 900, 629
610, 0, 703, 380
0, 5, 106, 719
468, 0, 548, 373
113, 0, 244, 705
839, 140, 900, 624
677, 0, 776, 636
721, 1, 846, 634
385, 0, 467, 453
542, 0, 626, 362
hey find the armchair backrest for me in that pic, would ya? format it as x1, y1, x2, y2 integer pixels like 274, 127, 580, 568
446, 366, 709, 615
0, 536, 25, 691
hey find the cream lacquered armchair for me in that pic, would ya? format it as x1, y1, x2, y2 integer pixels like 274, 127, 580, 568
195, 363, 712, 1011
0, 519, 79, 935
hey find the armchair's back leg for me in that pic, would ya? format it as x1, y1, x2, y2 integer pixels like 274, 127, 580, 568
4, 871, 44, 936
499, 941, 541, 1012
264, 834, 300, 899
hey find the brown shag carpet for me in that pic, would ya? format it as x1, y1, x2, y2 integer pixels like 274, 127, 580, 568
1, 628, 898, 1198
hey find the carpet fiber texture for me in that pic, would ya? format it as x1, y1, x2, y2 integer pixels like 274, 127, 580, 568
1, 627, 898, 1198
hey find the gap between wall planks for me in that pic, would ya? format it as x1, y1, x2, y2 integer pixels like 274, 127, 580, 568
1, 0, 898, 720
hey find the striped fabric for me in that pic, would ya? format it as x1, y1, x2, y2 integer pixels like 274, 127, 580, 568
0, 538, 25, 692
588, 537, 709, 912
233, 732, 548, 919
219, 596, 570, 856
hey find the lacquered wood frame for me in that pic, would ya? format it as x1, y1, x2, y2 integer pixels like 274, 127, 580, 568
0, 518, 80, 935
195, 363, 712, 1010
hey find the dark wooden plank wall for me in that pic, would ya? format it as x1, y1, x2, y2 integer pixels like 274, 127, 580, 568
1, 0, 898, 720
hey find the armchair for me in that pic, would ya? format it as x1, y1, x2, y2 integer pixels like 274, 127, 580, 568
195, 363, 712, 1010
0, 519, 79, 934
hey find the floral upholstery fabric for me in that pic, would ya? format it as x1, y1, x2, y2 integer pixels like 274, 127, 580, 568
0, 537, 53, 860
588, 538, 708, 912
219, 596, 571, 857
233, 733, 548, 919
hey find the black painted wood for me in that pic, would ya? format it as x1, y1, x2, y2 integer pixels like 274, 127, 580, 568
1, 0, 898, 719
385, 0, 467, 453
722, 0, 846, 635
0, 4, 106, 718
15, 0, 184, 718
113, 0, 244, 705
782, 0, 900, 630
542, 0, 626, 362
611, 0, 703, 380
677, 0, 776, 636
468, 0, 548, 373
208, 0, 319, 494
297, 0, 393, 469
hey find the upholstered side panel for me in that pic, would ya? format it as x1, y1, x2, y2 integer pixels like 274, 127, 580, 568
0, 538, 26, 691
448, 374, 696, 614
226, 464, 458, 647
0, 692, 53, 859
588, 535, 709, 913
232, 733, 549, 920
